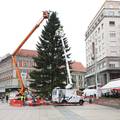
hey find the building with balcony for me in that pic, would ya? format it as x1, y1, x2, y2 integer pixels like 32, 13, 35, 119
85, 0, 120, 88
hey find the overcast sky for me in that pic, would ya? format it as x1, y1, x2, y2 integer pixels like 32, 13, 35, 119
0, 0, 106, 66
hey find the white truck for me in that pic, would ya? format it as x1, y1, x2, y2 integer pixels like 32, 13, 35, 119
52, 87, 84, 105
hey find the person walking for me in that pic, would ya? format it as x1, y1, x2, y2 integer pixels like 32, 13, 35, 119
1, 95, 4, 103
6, 94, 9, 103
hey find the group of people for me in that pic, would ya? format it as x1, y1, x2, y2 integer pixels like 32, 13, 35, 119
0, 89, 41, 106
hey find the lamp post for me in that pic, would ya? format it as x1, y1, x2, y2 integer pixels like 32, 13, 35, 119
95, 51, 99, 98
95, 50, 99, 99
92, 42, 99, 98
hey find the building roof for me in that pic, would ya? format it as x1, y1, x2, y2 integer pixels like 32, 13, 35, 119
71, 61, 86, 72
16, 49, 38, 57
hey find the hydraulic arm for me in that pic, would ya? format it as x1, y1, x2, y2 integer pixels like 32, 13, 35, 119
12, 11, 49, 95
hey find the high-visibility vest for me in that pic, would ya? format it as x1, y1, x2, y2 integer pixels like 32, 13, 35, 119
21, 96, 24, 101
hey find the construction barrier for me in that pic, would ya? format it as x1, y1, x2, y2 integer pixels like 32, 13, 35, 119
9, 99, 23, 107
28, 98, 46, 106
9, 98, 47, 107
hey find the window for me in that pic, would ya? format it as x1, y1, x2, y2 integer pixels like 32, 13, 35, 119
98, 27, 100, 33
102, 62, 106, 68
109, 64, 115, 68
109, 31, 116, 38
72, 75, 76, 81
98, 18, 100, 22
95, 31, 97, 36
101, 23, 104, 29
109, 21, 115, 26
111, 51, 117, 55
118, 11, 120, 16
92, 26, 94, 30
95, 22, 97, 26
79, 75, 82, 80
99, 63, 102, 69
92, 42, 95, 55
101, 13, 103, 18
108, 11, 114, 16
102, 33, 104, 39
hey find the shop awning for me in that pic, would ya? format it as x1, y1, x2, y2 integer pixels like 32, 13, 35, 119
101, 79, 120, 90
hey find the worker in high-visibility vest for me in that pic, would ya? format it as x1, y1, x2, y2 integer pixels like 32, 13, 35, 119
21, 95, 24, 101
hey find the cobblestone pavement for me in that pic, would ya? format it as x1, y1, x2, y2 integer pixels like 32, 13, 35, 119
0, 102, 120, 120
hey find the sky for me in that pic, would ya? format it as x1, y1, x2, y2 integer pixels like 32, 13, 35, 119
0, 0, 106, 66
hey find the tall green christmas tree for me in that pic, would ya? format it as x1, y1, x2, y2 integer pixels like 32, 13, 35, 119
30, 11, 71, 98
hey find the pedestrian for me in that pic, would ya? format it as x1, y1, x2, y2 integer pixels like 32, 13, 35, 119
1, 95, 4, 103
32, 95, 36, 103
89, 95, 93, 104
6, 94, 9, 103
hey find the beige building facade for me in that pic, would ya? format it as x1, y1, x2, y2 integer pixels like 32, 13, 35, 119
0, 49, 37, 93
71, 61, 86, 89
85, 0, 120, 88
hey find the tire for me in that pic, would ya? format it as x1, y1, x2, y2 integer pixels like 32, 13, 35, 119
89, 98, 92, 104
62, 100, 67, 103
79, 100, 84, 105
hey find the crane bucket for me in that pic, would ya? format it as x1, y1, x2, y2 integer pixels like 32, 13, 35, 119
43, 11, 49, 19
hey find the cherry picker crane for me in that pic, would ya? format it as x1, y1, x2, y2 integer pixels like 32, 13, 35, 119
52, 28, 84, 105
9, 11, 49, 106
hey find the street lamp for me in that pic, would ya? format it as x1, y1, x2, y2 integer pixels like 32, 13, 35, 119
92, 42, 99, 98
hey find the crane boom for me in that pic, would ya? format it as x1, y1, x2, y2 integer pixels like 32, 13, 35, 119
12, 11, 49, 95
61, 37, 72, 84
56, 27, 73, 89
13, 11, 48, 56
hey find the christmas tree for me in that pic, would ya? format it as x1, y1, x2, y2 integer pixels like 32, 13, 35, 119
30, 11, 71, 98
